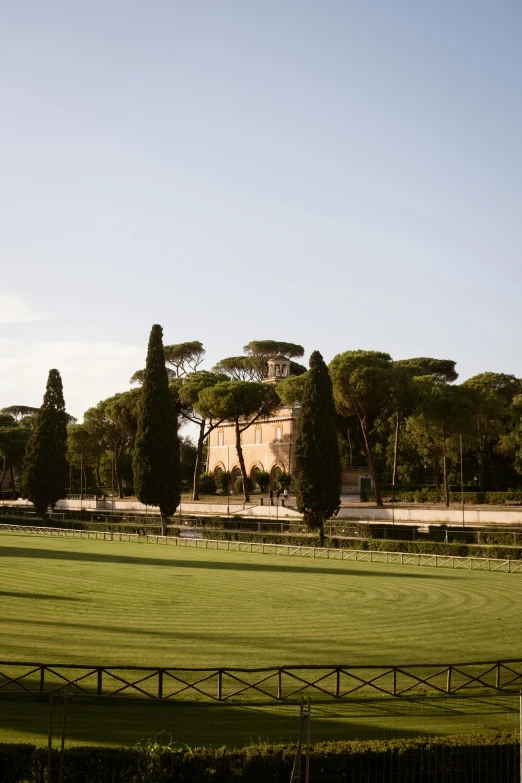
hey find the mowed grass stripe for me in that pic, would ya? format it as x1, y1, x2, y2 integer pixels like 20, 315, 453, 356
0, 532, 519, 668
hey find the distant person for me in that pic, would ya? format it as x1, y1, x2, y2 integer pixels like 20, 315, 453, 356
283, 488, 288, 500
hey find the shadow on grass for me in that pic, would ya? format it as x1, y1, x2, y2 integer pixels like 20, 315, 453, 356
0, 544, 445, 580
0, 590, 83, 601
0, 694, 496, 747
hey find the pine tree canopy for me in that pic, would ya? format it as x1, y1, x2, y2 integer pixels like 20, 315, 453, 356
132, 324, 180, 517
294, 351, 341, 533
21, 369, 68, 516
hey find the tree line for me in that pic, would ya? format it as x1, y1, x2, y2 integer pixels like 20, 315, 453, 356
2, 332, 522, 525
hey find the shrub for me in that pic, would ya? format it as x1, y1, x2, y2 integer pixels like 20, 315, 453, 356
0, 733, 518, 782
216, 470, 231, 492
276, 471, 292, 491
198, 473, 216, 495
234, 476, 253, 494
362, 489, 522, 505
255, 470, 270, 492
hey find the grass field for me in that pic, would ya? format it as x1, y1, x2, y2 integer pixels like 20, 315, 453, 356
1, 531, 520, 747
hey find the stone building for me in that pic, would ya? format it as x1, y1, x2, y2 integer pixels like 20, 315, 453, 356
207, 356, 298, 489
206, 355, 373, 493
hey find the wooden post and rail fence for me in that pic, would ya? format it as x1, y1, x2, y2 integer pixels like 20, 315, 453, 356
1, 522, 522, 573
2, 659, 522, 702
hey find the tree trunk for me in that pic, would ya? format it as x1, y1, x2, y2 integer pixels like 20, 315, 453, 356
442, 434, 450, 507
478, 422, 486, 491
235, 424, 250, 502
318, 518, 325, 547
95, 457, 102, 495
478, 448, 486, 491
433, 459, 441, 489
192, 420, 206, 501
359, 415, 382, 505
9, 464, 16, 495
392, 411, 400, 487
160, 511, 168, 537
487, 443, 501, 491
0, 463, 8, 494
115, 453, 124, 499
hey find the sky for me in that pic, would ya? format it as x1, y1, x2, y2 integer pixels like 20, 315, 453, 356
1, 1, 522, 422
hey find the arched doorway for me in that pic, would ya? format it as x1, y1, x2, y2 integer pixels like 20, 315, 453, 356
250, 464, 263, 491
271, 464, 283, 491
214, 465, 226, 492
231, 466, 242, 493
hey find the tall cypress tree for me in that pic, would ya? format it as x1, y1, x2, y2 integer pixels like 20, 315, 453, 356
294, 351, 341, 545
21, 369, 68, 520
133, 324, 180, 535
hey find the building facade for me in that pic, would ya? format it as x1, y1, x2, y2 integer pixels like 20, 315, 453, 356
206, 355, 373, 493
207, 403, 299, 489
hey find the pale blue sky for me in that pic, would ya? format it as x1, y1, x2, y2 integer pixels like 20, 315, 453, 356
1, 1, 521, 418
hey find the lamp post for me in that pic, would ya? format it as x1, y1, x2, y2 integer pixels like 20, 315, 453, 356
111, 454, 115, 513
80, 452, 83, 514
227, 445, 230, 522
460, 435, 465, 528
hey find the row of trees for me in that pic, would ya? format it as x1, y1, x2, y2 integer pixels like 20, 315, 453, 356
3, 336, 522, 522
280, 352, 522, 507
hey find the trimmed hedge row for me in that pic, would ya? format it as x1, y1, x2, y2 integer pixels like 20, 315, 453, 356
1, 734, 518, 782
3, 517, 522, 559
333, 538, 522, 560
0, 515, 175, 536
362, 489, 522, 505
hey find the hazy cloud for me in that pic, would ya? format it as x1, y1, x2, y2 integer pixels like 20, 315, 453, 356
0, 340, 144, 418
0, 294, 54, 324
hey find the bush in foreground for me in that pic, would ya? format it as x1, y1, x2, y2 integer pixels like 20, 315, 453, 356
1, 733, 518, 782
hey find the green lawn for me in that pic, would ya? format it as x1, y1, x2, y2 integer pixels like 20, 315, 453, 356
0, 531, 520, 747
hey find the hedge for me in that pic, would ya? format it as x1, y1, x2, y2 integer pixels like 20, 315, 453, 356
1, 733, 518, 782
3, 517, 522, 559
362, 489, 522, 505
0, 515, 180, 537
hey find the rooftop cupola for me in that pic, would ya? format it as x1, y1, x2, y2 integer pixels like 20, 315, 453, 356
266, 354, 291, 383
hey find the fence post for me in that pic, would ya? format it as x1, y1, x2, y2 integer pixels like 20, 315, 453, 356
47, 693, 53, 783
218, 670, 223, 700
393, 668, 397, 696
97, 668, 102, 695
158, 669, 163, 699
447, 666, 452, 693
519, 691, 522, 783
40, 666, 45, 693
336, 668, 341, 698
278, 669, 282, 700
496, 663, 501, 689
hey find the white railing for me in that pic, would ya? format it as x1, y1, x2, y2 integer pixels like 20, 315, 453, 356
2, 523, 522, 573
